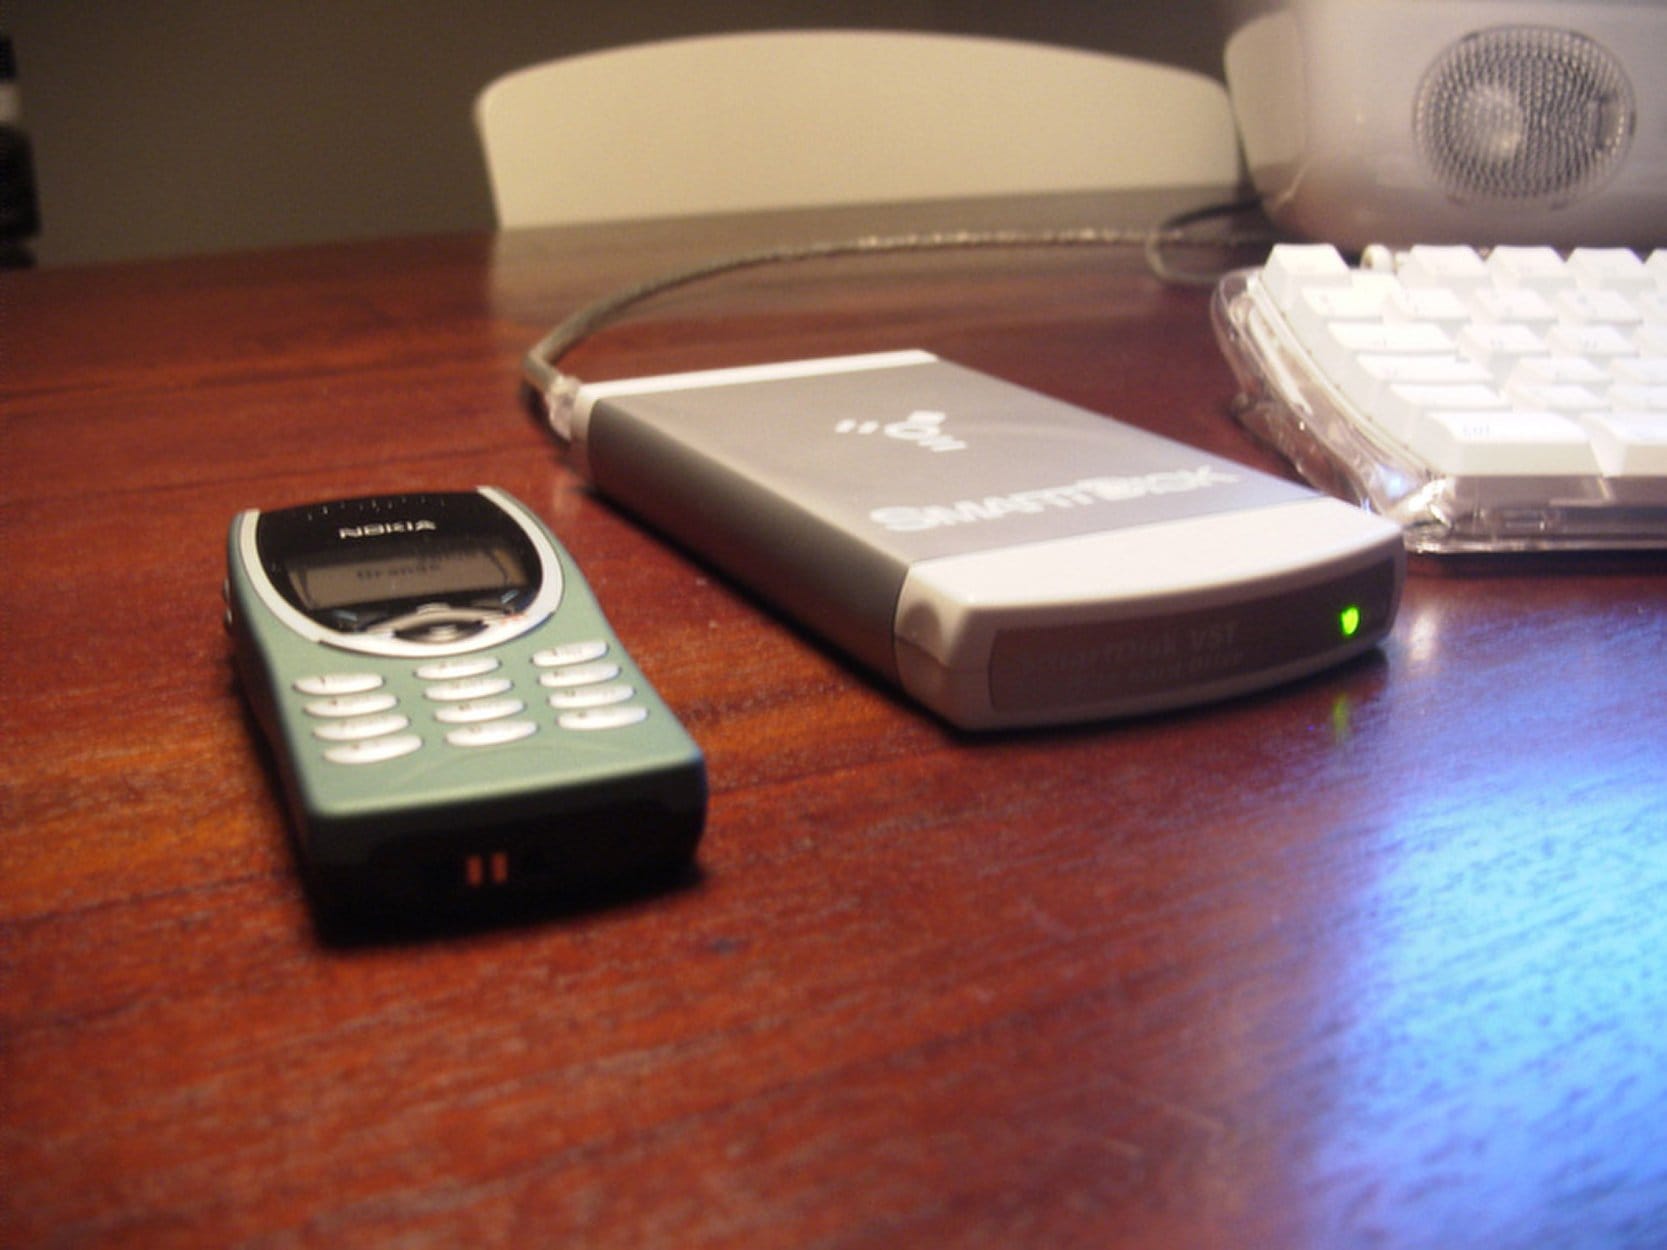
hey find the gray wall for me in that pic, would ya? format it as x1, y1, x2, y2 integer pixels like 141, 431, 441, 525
4, 1, 1233, 267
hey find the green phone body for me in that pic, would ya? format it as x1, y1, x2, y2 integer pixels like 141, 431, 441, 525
226, 487, 706, 922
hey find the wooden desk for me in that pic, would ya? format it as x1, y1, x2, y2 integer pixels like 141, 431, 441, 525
5, 192, 1665, 1249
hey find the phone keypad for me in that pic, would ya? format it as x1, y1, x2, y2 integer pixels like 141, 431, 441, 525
558, 706, 649, 731
432, 697, 525, 725
413, 656, 499, 679
303, 691, 399, 719
294, 672, 384, 696
444, 720, 539, 748
311, 712, 413, 742
547, 683, 635, 710
532, 641, 609, 667
538, 661, 622, 688
423, 675, 515, 702
322, 733, 424, 765
297, 637, 653, 765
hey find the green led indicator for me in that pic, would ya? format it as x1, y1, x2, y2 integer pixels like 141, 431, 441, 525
1338, 604, 1363, 639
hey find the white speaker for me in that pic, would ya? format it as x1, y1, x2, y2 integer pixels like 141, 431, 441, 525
1223, 0, 1667, 250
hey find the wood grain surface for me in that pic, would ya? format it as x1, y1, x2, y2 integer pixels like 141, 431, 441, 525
4, 191, 1665, 1249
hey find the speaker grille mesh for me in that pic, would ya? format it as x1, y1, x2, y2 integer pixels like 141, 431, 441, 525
1414, 26, 1634, 205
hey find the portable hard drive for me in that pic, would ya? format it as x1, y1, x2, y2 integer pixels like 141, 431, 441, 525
565, 350, 1404, 729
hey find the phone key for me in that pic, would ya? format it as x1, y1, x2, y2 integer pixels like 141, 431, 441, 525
548, 683, 635, 710
432, 697, 525, 725
304, 691, 399, 718
532, 640, 610, 668
445, 720, 538, 748
294, 672, 384, 696
323, 733, 424, 765
311, 712, 411, 742
559, 706, 650, 731
539, 661, 622, 689
423, 676, 514, 702
415, 656, 501, 681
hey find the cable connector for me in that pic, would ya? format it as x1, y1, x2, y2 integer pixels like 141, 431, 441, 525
539, 369, 583, 446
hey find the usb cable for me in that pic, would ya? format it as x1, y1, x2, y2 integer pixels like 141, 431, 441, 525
524, 201, 1271, 442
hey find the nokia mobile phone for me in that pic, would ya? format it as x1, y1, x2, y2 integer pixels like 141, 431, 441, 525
225, 486, 706, 923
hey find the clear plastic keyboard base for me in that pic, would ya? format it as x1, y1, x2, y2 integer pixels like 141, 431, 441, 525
1212, 244, 1667, 554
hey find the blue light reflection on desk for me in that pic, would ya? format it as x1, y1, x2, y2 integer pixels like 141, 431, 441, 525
1302, 587, 1667, 1247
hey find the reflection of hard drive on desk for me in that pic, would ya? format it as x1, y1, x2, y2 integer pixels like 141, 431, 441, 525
562, 350, 1404, 729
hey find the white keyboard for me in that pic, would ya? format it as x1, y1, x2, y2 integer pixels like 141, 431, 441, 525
1212, 242, 1667, 553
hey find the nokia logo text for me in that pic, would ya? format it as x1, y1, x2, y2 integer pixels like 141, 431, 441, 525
869, 466, 1241, 533
337, 520, 438, 539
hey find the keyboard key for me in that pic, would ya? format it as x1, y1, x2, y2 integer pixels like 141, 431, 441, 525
1469, 285, 1560, 325
1505, 382, 1608, 414
1555, 288, 1644, 327
1568, 247, 1651, 295
1341, 356, 1492, 425
1546, 324, 1637, 359
1387, 282, 1472, 327
1290, 276, 1397, 323
1306, 323, 1453, 381
1457, 322, 1548, 374
1486, 245, 1574, 292
1325, 321, 1455, 356
1379, 382, 1506, 441
1286, 279, 1401, 358
1216, 240, 1667, 552
1611, 358, 1667, 386
1400, 245, 1489, 290
1261, 243, 1352, 309
1507, 355, 1611, 389
1635, 323, 1667, 355
1576, 410, 1667, 476
1404, 408, 1598, 476
1609, 384, 1667, 411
